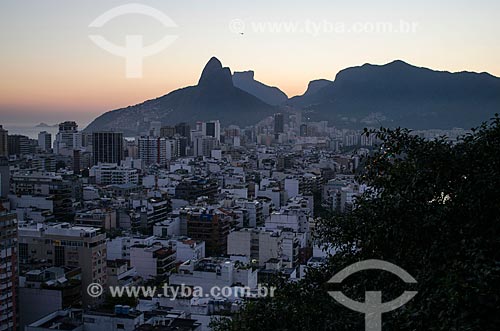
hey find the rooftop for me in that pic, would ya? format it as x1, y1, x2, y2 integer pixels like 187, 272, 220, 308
29, 309, 83, 331
85, 307, 142, 319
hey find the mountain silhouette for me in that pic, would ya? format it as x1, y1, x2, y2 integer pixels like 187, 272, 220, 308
86, 59, 500, 133
232, 71, 288, 105
288, 79, 331, 103
85, 57, 276, 135
288, 60, 500, 129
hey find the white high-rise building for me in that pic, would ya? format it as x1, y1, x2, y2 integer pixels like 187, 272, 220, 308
227, 228, 283, 266
53, 121, 81, 156
89, 163, 139, 185
138, 136, 179, 166
37, 131, 52, 152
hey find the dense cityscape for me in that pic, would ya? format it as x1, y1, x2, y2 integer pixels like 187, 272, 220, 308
2, 1, 499, 330
0, 115, 469, 331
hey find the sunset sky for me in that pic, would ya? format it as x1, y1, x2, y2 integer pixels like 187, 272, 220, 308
1, 0, 499, 127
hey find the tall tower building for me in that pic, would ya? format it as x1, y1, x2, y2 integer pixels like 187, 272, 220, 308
7, 135, 31, 156
92, 131, 123, 165
138, 136, 178, 166
53, 121, 81, 156
202, 120, 221, 142
0, 157, 9, 198
0, 125, 8, 157
274, 113, 284, 134
0, 207, 18, 331
37, 131, 52, 152
300, 124, 308, 137
175, 122, 191, 145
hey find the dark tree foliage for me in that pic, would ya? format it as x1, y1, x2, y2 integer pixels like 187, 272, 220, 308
211, 116, 500, 331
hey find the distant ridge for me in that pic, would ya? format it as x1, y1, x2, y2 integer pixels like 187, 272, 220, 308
85, 59, 500, 133
288, 79, 331, 102
287, 60, 500, 129
232, 71, 288, 105
35, 123, 57, 128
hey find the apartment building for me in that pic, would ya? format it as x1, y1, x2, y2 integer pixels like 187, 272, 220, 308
17, 222, 107, 305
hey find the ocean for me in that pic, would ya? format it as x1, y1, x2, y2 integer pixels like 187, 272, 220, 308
2, 124, 60, 142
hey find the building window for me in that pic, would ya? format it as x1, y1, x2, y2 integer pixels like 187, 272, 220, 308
55, 245, 65, 266
19, 243, 28, 261
116, 323, 125, 329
